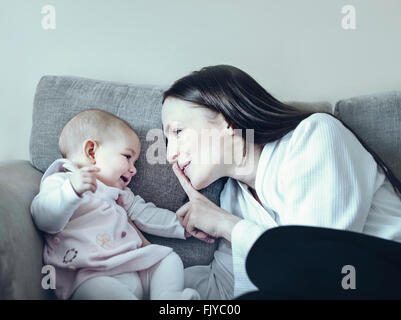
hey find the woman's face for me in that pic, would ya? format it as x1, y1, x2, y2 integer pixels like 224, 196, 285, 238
162, 97, 234, 190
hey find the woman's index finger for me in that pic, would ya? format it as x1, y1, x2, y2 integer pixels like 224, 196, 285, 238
172, 163, 199, 200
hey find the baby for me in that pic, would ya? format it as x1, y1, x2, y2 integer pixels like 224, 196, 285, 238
30, 109, 200, 300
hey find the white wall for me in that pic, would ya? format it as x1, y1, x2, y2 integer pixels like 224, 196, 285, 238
1, 0, 400, 161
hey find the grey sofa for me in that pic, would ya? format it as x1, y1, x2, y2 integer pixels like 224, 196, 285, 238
0, 75, 400, 299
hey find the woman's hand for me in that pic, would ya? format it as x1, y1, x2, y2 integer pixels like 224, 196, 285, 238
173, 163, 241, 242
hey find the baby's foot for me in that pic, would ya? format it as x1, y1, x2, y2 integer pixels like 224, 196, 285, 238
181, 288, 200, 300
156, 288, 200, 300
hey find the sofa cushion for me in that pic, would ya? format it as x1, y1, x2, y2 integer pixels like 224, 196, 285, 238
334, 91, 401, 182
29, 75, 333, 269
0, 161, 55, 299
30, 75, 225, 267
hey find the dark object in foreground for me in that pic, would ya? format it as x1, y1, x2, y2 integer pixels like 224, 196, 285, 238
237, 226, 401, 300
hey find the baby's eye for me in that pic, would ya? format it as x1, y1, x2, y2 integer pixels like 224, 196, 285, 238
174, 129, 182, 135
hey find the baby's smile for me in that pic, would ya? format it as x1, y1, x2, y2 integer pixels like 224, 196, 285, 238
118, 173, 133, 188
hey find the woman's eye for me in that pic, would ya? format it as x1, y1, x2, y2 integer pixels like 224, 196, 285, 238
123, 154, 131, 159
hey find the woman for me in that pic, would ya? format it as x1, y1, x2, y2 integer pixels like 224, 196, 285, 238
161, 65, 401, 299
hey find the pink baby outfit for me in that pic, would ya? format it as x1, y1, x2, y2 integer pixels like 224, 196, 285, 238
31, 159, 186, 300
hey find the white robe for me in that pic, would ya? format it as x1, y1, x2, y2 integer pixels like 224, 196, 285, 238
185, 113, 401, 299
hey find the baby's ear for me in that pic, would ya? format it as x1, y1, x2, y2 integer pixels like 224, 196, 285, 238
83, 139, 98, 164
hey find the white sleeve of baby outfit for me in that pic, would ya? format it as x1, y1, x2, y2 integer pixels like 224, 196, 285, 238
30, 173, 82, 234
126, 193, 186, 239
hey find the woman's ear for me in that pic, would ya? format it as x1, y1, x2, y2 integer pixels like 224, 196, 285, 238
83, 139, 98, 164
224, 123, 235, 136
218, 115, 234, 136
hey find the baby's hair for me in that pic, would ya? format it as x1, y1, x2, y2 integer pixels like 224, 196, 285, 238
59, 109, 134, 158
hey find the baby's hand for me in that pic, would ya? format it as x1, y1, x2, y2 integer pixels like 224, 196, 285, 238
70, 166, 100, 197
117, 187, 135, 211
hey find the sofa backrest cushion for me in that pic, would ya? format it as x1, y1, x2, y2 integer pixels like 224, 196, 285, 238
335, 91, 401, 182
29, 75, 333, 267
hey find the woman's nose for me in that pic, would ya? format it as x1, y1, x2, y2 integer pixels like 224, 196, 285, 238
167, 151, 178, 164
166, 144, 179, 164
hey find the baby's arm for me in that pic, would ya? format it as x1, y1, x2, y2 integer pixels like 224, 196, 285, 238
117, 188, 186, 239
30, 172, 82, 234
31, 165, 99, 234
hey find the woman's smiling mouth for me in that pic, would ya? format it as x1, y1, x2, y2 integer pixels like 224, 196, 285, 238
180, 162, 191, 177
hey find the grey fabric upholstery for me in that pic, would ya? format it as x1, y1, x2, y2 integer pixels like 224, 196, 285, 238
1, 74, 336, 300
29, 75, 225, 268
334, 91, 401, 181
29, 75, 334, 269
288, 101, 333, 114
0, 161, 55, 299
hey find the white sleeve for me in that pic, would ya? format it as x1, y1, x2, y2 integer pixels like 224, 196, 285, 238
231, 220, 267, 262
222, 178, 274, 262
30, 173, 82, 234
126, 194, 185, 239
278, 114, 379, 230
231, 114, 380, 263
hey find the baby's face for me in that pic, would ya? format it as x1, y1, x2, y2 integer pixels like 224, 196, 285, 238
93, 129, 141, 189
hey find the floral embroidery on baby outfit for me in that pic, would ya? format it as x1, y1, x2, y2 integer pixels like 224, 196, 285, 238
96, 233, 113, 249
63, 248, 78, 264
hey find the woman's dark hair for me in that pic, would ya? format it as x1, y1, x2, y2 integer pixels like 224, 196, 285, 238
163, 64, 401, 198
